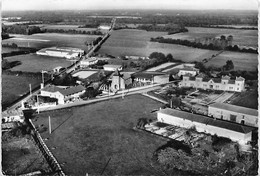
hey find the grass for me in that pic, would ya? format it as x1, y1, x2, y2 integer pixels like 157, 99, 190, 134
205, 51, 258, 71
2, 73, 42, 109
2, 135, 51, 175
2, 47, 22, 54
5, 53, 72, 72
33, 94, 167, 175
163, 27, 258, 48
2, 33, 99, 51
98, 29, 219, 62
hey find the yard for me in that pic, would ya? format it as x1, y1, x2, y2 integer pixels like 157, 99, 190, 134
2, 135, 51, 175
2, 33, 99, 51
205, 51, 258, 71
2, 73, 42, 109
98, 29, 219, 62
33, 94, 167, 175
163, 27, 258, 48
5, 54, 72, 72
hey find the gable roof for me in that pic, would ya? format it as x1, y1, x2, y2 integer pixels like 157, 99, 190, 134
158, 108, 255, 134
209, 102, 258, 117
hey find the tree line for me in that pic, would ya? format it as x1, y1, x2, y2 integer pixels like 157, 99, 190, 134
151, 37, 257, 54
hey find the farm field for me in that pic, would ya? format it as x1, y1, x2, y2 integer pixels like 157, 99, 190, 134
2, 73, 42, 109
205, 51, 258, 71
33, 95, 167, 176
98, 29, 219, 62
163, 27, 257, 48
2, 33, 98, 51
2, 135, 51, 175
5, 54, 72, 72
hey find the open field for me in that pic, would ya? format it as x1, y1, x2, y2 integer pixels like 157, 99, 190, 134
2, 33, 98, 51
205, 51, 258, 71
2, 73, 42, 109
98, 29, 219, 62
163, 27, 257, 48
2, 135, 51, 175
33, 95, 167, 175
5, 54, 72, 72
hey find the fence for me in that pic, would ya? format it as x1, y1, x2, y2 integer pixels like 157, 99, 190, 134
28, 119, 65, 176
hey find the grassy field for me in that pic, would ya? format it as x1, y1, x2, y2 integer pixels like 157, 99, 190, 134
5, 53, 72, 72
163, 27, 257, 48
205, 51, 258, 71
2, 73, 42, 108
2, 33, 99, 51
2, 135, 51, 175
33, 95, 167, 175
98, 29, 219, 62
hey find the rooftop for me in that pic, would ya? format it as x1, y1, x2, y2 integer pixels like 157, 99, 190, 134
158, 108, 255, 133
209, 102, 258, 117
132, 71, 167, 79
41, 85, 85, 96
103, 64, 122, 69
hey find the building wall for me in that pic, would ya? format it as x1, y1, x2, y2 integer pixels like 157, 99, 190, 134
208, 106, 258, 127
111, 76, 125, 92
103, 66, 122, 71
40, 91, 65, 104
178, 70, 197, 77
157, 112, 252, 144
154, 75, 169, 84
179, 77, 244, 92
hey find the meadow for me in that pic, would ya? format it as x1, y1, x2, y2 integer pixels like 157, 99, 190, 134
98, 29, 219, 62
163, 27, 257, 48
2, 33, 99, 51
5, 54, 72, 72
33, 95, 167, 176
205, 51, 258, 71
2, 73, 42, 109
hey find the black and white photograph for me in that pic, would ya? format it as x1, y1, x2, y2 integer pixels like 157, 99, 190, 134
1, 0, 259, 175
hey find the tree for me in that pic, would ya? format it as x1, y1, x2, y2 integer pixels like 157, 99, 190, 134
166, 53, 174, 62
223, 60, 234, 71
170, 96, 182, 108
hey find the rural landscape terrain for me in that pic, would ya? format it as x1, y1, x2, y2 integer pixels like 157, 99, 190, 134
1, 1, 258, 176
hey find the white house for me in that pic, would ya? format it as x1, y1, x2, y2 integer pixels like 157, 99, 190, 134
103, 64, 123, 71
40, 85, 85, 104
132, 71, 169, 86
177, 67, 199, 77
179, 75, 245, 92
157, 108, 255, 144
80, 57, 98, 67
208, 102, 258, 128
98, 25, 111, 30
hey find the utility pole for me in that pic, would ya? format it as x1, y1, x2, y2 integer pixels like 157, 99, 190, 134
49, 116, 51, 134
29, 84, 32, 96
36, 94, 39, 114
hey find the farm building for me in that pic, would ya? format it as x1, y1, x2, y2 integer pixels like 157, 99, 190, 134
103, 64, 123, 71
40, 85, 85, 104
79, 57, 98, 67
36, 47, 85, 59
132, 71, 170, 86
179, 75, 245, 92
208, 102, 258, 128
157, 108, 255, 144
98, 25, 111, 30
177, 67, 199, 77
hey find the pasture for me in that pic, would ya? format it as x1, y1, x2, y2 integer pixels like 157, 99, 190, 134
2, 33, 98, 51
2, 73, 42, 109
5, 54, 72, 72
163, 27, 257, 48
205, 51, 258, 71
33, 95, 167, 175
98, 29, 219, 62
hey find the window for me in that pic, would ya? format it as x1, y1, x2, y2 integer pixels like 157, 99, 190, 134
237, 83, 240, 86
229, 87, 233, 90
237, 88, 239, 90
241, 120, 245, 125
230, 114, 237, 122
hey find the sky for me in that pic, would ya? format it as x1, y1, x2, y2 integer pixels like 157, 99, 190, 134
2, 0, 259, 11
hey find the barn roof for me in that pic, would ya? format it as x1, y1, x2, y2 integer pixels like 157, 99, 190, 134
42, 85, 85, 96
158, 108, 255, 134
209, 102, 258, 117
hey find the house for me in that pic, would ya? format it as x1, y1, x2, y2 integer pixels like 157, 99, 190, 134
132, 71, 170, 86
157, 108, 255, 144
103, 64, 123, 71
40, 85, 85, 104
80, 57, 98, 67
2, 110, 24, 123
36, 47, 84, 59
177, 67, 199, 77
179, 75, 245, 92
98, 25, 111, 30
208, 102, 258, 128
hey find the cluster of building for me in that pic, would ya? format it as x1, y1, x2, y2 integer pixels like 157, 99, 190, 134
36, 47, 85, 59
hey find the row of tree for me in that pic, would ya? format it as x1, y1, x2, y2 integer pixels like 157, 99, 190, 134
136, 23, 188, 34
2, 25, 43, 35
44, 28, 103, 35
151, 37, 257, 54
